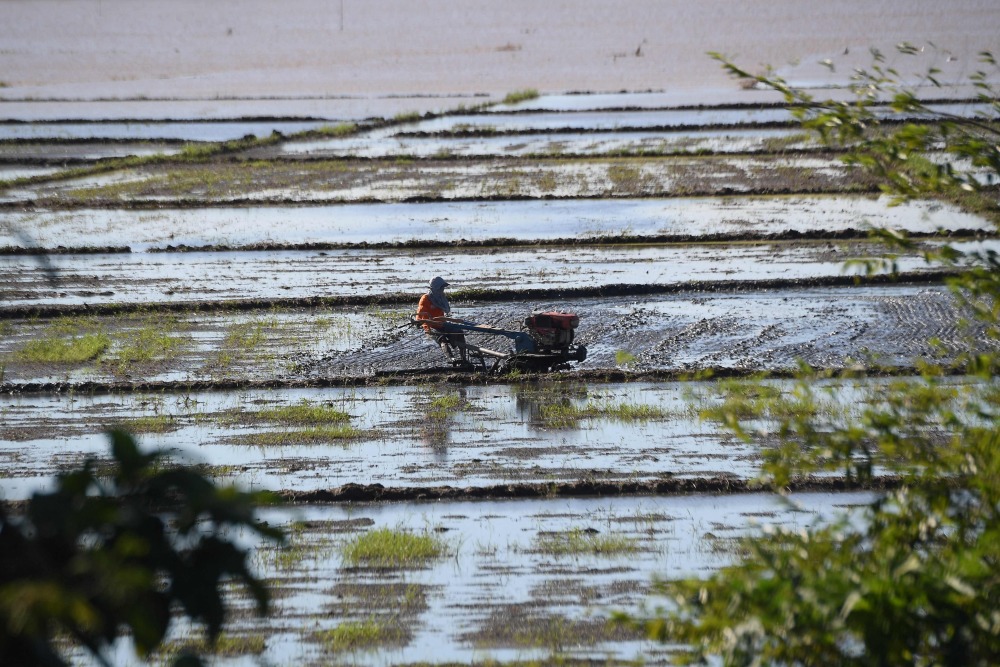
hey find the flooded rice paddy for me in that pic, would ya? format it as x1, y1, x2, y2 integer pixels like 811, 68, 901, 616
0, 286, 991, 388
4, 241, 995, 308
0, 196, 989, 250
2, 88, 995, 664
74, 491, 869, 666
0, 382, 745, 499
0, 121, 332, 142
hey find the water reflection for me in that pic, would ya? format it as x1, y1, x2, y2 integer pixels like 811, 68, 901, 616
415, 387, 471, 460
511, 381, 590, 430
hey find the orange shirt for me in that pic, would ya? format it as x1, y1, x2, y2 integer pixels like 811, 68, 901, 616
416, 294, 446, 331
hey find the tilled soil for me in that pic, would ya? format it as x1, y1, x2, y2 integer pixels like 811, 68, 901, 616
0, 285, 992, 390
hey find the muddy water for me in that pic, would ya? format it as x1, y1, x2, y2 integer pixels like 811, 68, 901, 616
0, 196, 987, 250
2, 241, 984, 308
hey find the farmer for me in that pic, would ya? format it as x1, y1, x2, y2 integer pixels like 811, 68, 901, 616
415, 276, 468, 363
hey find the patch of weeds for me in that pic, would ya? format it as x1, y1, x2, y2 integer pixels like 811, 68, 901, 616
341, 527, 445, 568
538, 399, 669, 428
533, 528, 640, 556
417, 390, 472, 446
17, 333, 109, 364
15, 318, 109, 364
511, 381, 590, 427
106, 317, 187, 373
177, 143, 219, 160
537, 171, 558, 191
393, 111, 422, 123
316, 122, 358, 137
193, 463, 241, 479
364, 307, 410, 325
762, 132, 812, 152
328, 582, 428, 617
209, 317, 277, 373
426, 392, 465, 420
118, 414, 178, 434
606, 163, 646, 194
52, 134, 288, 201
615, 350, 637, 367
236, 425, 363, 446
225, 318, 270, 348
948, 184, 1000, 227
503, 88, 540, 105
703, 378, 784, 420
256, 399, 351, 425
465, 606, 642, 652
157, 633, 266, 659
317, 618, 408, 653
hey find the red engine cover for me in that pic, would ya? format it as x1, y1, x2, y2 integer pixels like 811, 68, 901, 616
527, 312, 579, 330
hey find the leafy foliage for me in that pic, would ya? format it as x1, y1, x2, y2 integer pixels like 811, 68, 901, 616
0, 430, 283, 666
626, 46, 1000, 666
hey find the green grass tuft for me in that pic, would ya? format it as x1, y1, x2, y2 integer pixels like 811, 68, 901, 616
316, 122, 358, 137
239, 425, 363, 446
120, 414, 177, 434
503, 88, 540, 105
342, 527, 445, 568
16, 332, 110, 364
534, 528, 640, 556
538, 399, 669, 428
317, 618, 407, 652
158, 633, 266, 658
257, 400, 351, 425
426, 393, 465, 420
615, 349, 637, 367
107, 319, 186, 371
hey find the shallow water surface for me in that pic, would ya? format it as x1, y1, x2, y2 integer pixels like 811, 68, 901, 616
2, 240, 980, 307
74, 492, 869, 666
0, 121, 329, 142
0, 196, 987, 250
0, 382, 751, 500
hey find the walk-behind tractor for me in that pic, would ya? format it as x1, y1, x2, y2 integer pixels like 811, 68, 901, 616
409, 311, 587, 373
